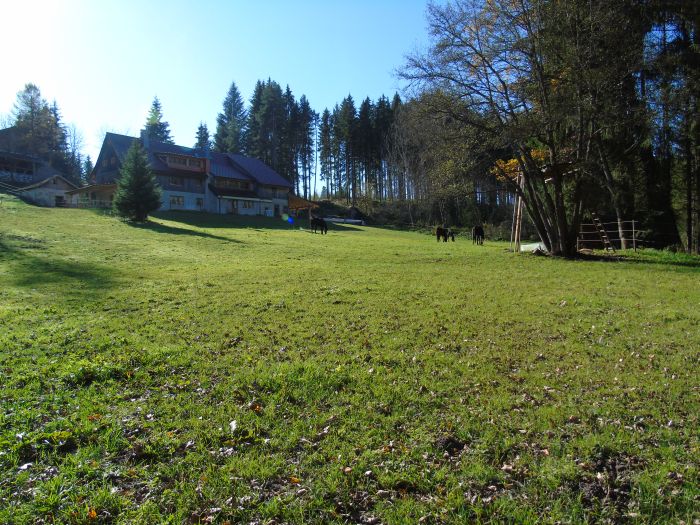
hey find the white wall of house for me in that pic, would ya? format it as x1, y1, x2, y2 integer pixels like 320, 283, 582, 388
272, 197, 288, 216
20, 177, 76, 207
160, 190, 205, 212
234, 198, 258, 216
21, 187, 69, 207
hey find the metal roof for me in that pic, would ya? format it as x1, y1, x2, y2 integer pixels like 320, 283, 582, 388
228, 154, 292, 188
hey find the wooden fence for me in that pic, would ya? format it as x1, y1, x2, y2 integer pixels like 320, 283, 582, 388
577, 220, 638, 252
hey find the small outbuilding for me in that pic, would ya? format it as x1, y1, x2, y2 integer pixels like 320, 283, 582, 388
17, 175, 78, 207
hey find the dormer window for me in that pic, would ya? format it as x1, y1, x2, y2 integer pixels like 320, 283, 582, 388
170, 176, 184, 186
157, 154, 203, 171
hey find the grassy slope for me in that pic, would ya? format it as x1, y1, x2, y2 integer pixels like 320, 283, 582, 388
0, 196, 698, 524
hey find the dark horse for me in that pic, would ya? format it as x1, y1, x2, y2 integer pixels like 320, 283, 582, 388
436, 226, 456, 242
472, 224, 484, 245
311, 217, 328, 234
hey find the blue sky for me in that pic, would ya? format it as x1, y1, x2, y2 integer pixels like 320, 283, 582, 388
1, 0, 431, 160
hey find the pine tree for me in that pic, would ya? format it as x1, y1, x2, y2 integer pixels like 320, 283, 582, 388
195, 122, 211, 149
12, 83, 55, 158
337, 96, 357, 204
82, 155, 94, 186
11, 84, 80, 177
357, 97, 375, 197
281, 85, 299, 189
246, 80, 286, 175
142, 97, 174, 144
113, 141, 162, 221
214, 82, 246, 153
297, 95, 317, 199
243, 80, 265, 155
319, 109, 334, 196
374, 95, 394, 200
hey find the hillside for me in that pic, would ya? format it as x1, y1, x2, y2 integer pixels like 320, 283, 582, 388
1, 196, 698, 524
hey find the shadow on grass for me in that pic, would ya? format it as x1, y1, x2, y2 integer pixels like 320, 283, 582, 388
301, 223, 364, 233
152, 211, 364, 232
621, 253, 700, 269
1, 236, 118, 299
131, 219, 244, 243
571, 250, 700, 269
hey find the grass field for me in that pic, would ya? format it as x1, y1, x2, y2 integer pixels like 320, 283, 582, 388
1, 195, 698, 524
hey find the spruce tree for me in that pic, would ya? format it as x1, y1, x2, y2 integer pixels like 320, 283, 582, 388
195, 122, 211, 149
82, 155, 94, 186
214, 82, 247, 153
243, 80, 265, 155
113, 141, 162, 222
142, 97, 174, 144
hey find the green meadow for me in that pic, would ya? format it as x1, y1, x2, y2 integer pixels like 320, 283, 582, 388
1, 195, 698, 524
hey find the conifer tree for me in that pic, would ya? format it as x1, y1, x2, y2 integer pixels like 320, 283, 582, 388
82, 155, 94, 185
195, 122, 211, 150
214, 82, 246, 153
142, 97, 174, 144
113, 141, 162, 221
243, 80, 265, 155
297, 95, 317, 199
319, 109, 334, 197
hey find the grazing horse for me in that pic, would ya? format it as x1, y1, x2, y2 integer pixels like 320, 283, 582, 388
436, 226, 456, 242
310, 217, 328, 234
472, 224, 485, 245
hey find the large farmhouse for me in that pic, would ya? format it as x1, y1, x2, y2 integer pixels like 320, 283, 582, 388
67, 133, 292, 216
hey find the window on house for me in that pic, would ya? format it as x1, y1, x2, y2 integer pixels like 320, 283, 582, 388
196, 198, 203, 208
170, 195, 184, 206
188, 159, 202, 168
231, 199, 238, 209
242, 200, 254, 209
170, 176, 183, 186
216, 179, 250, 190
169, 156, 187, 166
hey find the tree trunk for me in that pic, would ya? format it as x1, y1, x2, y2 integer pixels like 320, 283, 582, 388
686, 133, 693, 253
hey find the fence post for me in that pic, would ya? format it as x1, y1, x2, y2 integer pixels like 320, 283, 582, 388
632, 220, 637, 252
